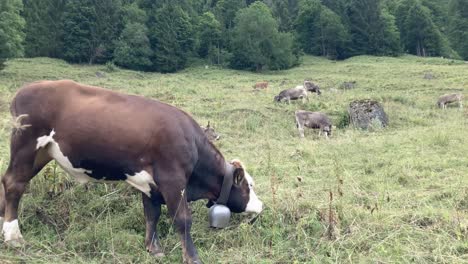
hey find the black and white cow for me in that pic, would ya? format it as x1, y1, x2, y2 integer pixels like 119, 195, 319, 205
0, 80, 263, 264
295, 110, 332, 138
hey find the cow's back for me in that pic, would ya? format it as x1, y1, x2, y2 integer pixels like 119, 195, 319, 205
11, 80, 204, 181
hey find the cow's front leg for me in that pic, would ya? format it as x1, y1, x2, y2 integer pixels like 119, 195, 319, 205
163, 187, 201, 264
142, 193, 164, 257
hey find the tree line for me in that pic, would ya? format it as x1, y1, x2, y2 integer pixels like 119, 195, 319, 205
1, 0, 467, 72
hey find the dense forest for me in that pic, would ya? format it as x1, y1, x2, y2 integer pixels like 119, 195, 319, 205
1, 0, 467, 72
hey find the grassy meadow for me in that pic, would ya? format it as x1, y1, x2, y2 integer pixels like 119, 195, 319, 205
0, 55, 467, 263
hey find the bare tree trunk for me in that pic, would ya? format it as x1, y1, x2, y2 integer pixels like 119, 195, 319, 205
217, 42, 220, 65
320, 19, 326, 57
416, 41, 420, 56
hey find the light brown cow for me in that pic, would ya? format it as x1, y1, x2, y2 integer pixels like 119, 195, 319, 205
253, 81, 268, 90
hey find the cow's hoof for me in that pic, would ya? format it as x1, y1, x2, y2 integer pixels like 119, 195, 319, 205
5, 238, 25, 248
184, 257, 202, 264
150, 251, 165, 258
147, 245, 164, 257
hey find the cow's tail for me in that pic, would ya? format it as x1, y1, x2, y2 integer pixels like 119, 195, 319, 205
10, 87, 32, 132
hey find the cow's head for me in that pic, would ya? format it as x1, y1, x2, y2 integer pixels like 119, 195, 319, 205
202, 122, 220, 141
225, 159, 263, 214
274, 95, 281, 102
305, 81, 321, 95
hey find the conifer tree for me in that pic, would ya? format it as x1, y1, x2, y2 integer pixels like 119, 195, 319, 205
148, 3, 194, 73
0, 0, 25, 69
295, 0, 349, 59
448, 0, 468, 59
61, 0, 96, 63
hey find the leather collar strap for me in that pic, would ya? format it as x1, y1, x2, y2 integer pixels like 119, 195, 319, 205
216, 163, 234, 205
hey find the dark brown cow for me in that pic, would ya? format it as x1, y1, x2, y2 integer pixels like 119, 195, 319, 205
0, 80, 262, 264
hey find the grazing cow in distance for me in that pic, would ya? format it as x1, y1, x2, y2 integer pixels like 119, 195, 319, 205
274, 86, 309, 104
304, 80, 321, 95
0, 80, 263, 264
201, 121, 220, 141
253, 81, 268, 90
437, 93, 463, 109
274, 80, 321, 103
295, 110, 332, 138
341, 81, 356, 90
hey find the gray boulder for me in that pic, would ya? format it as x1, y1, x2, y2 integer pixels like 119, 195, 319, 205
348, 100, 388, 129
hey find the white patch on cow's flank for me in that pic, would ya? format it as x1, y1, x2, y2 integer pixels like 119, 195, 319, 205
125, 170, 156, 197
36, 130, 94, 183
2, 219, 23, 241
244, 171, 263, 214
36, 130, 157, 197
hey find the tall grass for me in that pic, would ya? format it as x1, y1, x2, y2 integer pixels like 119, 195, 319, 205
0, 55, 467, 263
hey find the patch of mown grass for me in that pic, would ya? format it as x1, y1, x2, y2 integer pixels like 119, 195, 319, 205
0, 55, 467, 263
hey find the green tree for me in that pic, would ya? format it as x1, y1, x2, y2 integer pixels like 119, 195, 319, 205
215, 0, 246, 29
401, 1, 443, 56
295, 0, 349, 59
23, 0, 49, 57
23, 0, 66, 58
122, 2, 148, 25
91, 0, 123, 63
114, 22, 152, 70
230, 2, 298, 71
197, 12, 222, 58
148, 3, 194, 72
0, 0, 25, 69
61, 0, 96, 63
114, 3, 152, 70
448, 0, 468, 59
347, 0, 400, 56
272, 0, 292, 32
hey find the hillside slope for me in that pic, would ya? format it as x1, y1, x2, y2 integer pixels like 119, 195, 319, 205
0, 56, 467, 263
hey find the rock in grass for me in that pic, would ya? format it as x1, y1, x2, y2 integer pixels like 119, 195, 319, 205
95, 71, 106, 78
423, 72, 435, 80
348, 100, 388, 129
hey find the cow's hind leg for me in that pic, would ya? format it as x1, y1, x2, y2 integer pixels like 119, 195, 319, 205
0, 133, 51, 247
142, 193, 164, 257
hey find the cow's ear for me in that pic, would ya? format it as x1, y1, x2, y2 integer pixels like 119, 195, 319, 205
233, 168, 245, 185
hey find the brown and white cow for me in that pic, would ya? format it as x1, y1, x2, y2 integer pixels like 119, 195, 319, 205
437, 93, 463, 109
0, 80, 262, 264
295, 110, 332, 138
